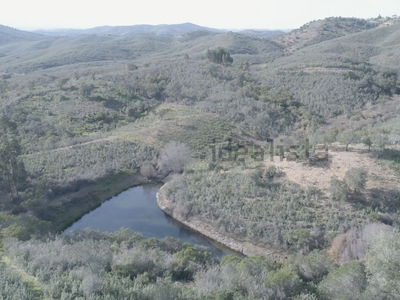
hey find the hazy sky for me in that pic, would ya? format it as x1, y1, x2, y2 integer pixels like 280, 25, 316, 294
1, 0, 399, 30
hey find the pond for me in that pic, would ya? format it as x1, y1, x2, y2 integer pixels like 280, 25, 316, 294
64, 184, 239, 257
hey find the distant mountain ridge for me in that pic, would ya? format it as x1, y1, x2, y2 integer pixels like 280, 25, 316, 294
34, 22, 285, 39
34, 23, 222, 37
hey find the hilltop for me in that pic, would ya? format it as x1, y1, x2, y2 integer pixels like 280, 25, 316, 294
277, 16, 400, 54
0, 24, 43, 45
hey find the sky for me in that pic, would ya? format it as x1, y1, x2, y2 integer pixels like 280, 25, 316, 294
1, 0, 399, 31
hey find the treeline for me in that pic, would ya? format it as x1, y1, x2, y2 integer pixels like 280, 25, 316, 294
24, 140, 157, 188
3, 227, 400, 299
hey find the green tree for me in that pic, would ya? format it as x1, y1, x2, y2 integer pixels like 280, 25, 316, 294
344, 167, 368, 194
264, 267, 303, 298
172, 245, 211, 280
363, 136, 373, 152
329, 177, 348, 202
318, 261, 367, 300
371, 133, 388, 152
2, 224, 32, 241
80, 83, 95, 97
365, 231, 400, 298
207, 48, 233, 65
0, 117, 27, 198
291, 250, 335, 284
337, 130, 358, 151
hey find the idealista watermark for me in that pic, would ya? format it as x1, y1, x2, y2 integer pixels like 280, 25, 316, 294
209, 139, 329, 163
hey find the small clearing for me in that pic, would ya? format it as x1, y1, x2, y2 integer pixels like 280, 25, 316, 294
268, 145, 400, 200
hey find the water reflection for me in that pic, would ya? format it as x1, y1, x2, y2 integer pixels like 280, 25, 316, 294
64, 184, 240, 257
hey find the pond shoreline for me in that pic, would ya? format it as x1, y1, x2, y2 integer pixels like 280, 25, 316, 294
156, 184, 285, 260
55, 171, 169, 233
63, 182, 238, 256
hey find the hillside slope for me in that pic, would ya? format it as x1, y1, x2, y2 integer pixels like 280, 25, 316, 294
0, 25, 43, 45
277, 17, 379, 54
0, 15, 399, 256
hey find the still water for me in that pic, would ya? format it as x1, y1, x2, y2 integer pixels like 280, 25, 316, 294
65, 184, 238, 256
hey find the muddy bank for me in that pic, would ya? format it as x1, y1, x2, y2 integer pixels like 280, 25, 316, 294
156, 185, 285, 260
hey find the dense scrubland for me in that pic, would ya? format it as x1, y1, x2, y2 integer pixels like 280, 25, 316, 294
0, 16, 400, 299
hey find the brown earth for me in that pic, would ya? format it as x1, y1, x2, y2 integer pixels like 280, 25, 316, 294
268, 145, 400, 200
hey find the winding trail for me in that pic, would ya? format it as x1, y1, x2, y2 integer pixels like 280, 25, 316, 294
0, 253, 45, 300
25, 135, 117, 157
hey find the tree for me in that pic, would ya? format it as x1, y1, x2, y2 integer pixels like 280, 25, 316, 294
292, 250, 335, 284
207, 48, 233, 66
1, 224, 32, 241
0, 117, 27, 197
363, 136, 372, 152
140, 163, 157, 179
329, 177, 348, 202
371, 133, 388, 152
337, 130, 358, 151
57, 78, 69, 90
157, 141, 193, 174
80, 83, 95, 97
344, 168, 368, 194
317, 261, 367, 300
365, 231, 400, 298
264, 267, 303, 299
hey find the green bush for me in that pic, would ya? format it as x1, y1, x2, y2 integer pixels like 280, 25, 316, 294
207, 48, 233, 65
264, 267, 303, 298
329, 177, 348, 202
344, 167, 368, 194
318, 262, 367, 300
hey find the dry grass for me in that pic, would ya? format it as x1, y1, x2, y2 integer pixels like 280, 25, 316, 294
267, 145, 400, 199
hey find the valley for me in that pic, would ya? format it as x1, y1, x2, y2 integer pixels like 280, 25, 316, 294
1, 16, 400, 299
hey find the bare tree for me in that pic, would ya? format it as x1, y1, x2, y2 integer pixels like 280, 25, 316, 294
157, 141, 193, 174
328, 222, 393, 263
140, 163, 157, 179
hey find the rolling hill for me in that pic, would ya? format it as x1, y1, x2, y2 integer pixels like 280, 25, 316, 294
34, 22, 222, 37
34, 22, 286, 39
0, 16, 400, 299
0, 24, 43, 45
276, 16, 400, 54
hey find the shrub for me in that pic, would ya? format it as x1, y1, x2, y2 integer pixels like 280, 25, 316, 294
365, 231, 400, 298
140, 163, 157, 179
344, 167, 368, 194
264, 267, 303, 299
318, 262, 367, 300
328, 222, 393, 263
157, 141, 193, 174
329, 177, 348, 202
2, 224, 32, 241
291, 250, 336, 284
